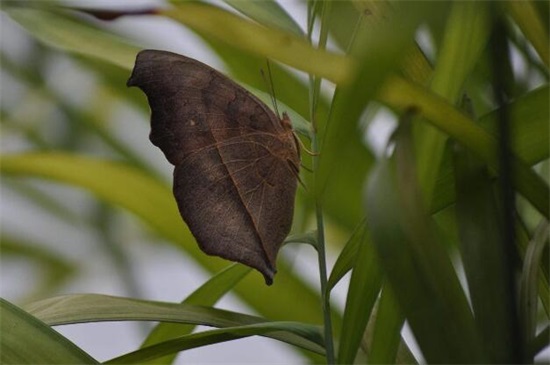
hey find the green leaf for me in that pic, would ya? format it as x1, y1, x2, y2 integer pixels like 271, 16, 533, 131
140, 264, 251, 364
0, 152, 184, 241
25, 294, 325, 356
314, 2, 438, 232
337, 229, 383, 364
368, 284, 407, 364
317, 1, 439, 203
1, 298, 98, 364
5, 7, 139, 70
516, 219, 550, 317
165, 3, 352, 84
430, 2, 491, 102
519, 220, 549, 344
415, 1, 491, 206
507, 0, 549, 67
454, 144, 522, 362
108, 321, 322, 364
379, 76, 550, 218
222, 0, 304, 37
0, 153, 330, 327
479, 86, 549, 164
318, 131, 374, 229
431, 86, 550, 212
365, 124, 485, 363
327, 220, 367, 291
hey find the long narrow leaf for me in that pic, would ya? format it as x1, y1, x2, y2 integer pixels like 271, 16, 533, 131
1, 299, 98, 364
6, 7, 139, 70
506, 0, 549, 67
327, 220, 367, 291
337, 230, 383, 364
431, 86, 549, 212
165, 3, 351, 84
222, 0, 304, 36
516, 218, 550, 317
0, 153, 329, 325
520, 220, 549, 344
140, 264, 251, 364
365, 124, 485, 363
317, 1, 440, 201
379, 76, 549, 218
415, 1, 490, 206
108, 322, 322, 364
368, 284, 407, 364
454, 144, 522, 362
25, 294, 324, 355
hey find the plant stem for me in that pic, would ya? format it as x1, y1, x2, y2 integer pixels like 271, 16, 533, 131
311, 134, 335, 365
490, 14, 524, 362
308, 2, 335, 362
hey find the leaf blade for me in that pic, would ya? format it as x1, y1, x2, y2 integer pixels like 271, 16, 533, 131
25, 294, 325, 356
1, 298, 98, 364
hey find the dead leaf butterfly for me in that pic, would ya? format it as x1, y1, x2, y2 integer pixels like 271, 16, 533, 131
127, 50, 300, 285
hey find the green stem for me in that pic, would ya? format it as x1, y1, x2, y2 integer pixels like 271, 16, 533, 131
308, 2, 335, 362
311, 134, 335, 365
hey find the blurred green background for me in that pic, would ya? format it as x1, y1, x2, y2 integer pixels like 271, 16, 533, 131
1, 1, 548, 364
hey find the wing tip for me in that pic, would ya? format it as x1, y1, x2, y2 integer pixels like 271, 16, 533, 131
261, 266, 277, 286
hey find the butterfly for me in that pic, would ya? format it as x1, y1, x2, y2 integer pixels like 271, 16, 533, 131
127, 50, 300, 285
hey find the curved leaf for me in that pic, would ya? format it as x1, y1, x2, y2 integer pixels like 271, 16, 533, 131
479, 86, 549, 164
0, 153, 330, 326
431, 86, 550, 212
1, 299, 98, 364
365, 125, 485, 363
337, 229, 382, 364
379, 76, 549, 218
165, 3, 352, 83
368, 284, 409, 364
140, 264, 251, 364
0, 152, 183, 241
108, 321, 322, 364
454, 144, 522, 362
222, 0, 304, 37
316, 1, 438, 201
327, 220, 366, 291
415, 1, 490, 205
507, 1, 549, 67
5, 7, 139, 70
520, 220, 549, 343
25, 294, 324, 356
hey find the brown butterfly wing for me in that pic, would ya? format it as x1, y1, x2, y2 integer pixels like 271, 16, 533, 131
127, 50, 299, 284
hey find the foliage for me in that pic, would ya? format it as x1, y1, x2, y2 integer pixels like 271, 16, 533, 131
1, 1, 548, 364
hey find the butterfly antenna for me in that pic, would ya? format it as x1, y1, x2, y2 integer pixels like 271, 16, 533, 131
261, 60, 280, 119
